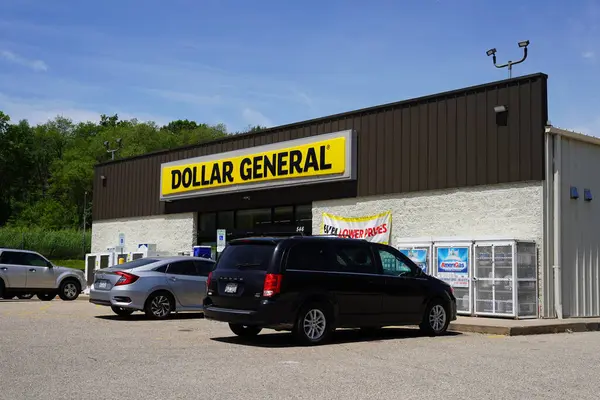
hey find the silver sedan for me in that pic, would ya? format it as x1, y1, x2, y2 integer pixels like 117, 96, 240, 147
89, 256, 215, 319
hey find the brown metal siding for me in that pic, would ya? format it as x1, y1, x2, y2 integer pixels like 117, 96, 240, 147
93, 73, 549, 221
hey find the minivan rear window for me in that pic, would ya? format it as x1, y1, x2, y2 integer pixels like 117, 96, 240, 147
215, 244, 275, 271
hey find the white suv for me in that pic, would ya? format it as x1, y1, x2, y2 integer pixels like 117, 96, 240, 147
0, 248, 87, 301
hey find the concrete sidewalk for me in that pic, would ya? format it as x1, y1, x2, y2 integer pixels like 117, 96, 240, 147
449, 316, 600, 336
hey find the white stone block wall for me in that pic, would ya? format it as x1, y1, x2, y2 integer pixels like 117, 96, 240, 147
91, 213, 197, 256
313, 181, 545, 314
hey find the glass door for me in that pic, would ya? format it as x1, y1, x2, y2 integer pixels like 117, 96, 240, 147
433, 243, 472, 315
474, 241, 516, 317
516, 241, 538, 318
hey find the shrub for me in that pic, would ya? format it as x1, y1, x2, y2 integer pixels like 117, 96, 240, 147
0, 228, 90, 260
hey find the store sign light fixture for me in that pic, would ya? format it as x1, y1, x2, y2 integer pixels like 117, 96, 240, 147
159, 130, 357, 201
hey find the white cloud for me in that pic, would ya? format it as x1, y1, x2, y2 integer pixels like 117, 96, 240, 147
242, 108, 273, 128
0, 50, 47, 71
582, 50, 595, 59
0, 92, 169, 126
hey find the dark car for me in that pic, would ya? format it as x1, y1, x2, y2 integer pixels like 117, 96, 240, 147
203, 236, 457, 345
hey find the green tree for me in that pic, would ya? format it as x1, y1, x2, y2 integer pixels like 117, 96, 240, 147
0, 111, 231, 230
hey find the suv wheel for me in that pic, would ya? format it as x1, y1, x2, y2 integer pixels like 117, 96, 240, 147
229, 324, 262, 337
144, 292, 174, 319
111, 306, 134, 317
58, 280, 80, 301
37, 293, 56, 301
419, 299, 450, 336
294, 302, 333, 346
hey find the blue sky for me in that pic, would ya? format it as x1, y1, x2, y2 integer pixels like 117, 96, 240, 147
1, 0, 599, 134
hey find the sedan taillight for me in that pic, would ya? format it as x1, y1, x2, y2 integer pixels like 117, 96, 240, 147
114, 271, 139, 286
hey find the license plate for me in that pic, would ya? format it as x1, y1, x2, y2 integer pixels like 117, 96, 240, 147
224, 283, 238, 294
97, 281, 108, 289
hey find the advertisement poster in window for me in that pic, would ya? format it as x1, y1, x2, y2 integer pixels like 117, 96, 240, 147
436, 246, 470, 287
320, 211, 391, 244
399, 248, 429, 274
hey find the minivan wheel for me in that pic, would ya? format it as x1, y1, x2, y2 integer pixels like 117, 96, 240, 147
229, 323, 262, 337
294, 302, 333, 346
419, 299, 450, 336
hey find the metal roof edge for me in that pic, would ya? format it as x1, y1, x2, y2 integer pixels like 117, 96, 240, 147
96, 72, 549, 168
545, 126, 600, 147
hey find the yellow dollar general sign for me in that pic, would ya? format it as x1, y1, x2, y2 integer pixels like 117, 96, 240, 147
160, 130, 356, 200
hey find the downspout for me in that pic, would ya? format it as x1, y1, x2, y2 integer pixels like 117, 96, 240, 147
553, 133, 563, 319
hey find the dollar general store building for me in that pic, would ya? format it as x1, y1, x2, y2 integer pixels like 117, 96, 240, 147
92, 72, 600, 320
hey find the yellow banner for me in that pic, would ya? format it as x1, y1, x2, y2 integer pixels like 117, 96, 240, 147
161, 136, 347, 197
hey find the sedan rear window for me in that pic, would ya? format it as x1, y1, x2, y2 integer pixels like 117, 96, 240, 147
215, 244, 275, 271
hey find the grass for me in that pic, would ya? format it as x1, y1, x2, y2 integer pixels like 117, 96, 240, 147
51, 259, 85, 270
0, 227, 90, 260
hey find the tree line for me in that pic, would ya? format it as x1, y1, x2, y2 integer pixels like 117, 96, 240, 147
0, 110, 265, 231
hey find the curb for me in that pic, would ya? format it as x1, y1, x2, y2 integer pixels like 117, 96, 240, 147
449, 321, 600, 336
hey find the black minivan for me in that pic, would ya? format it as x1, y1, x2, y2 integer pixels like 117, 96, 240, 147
203, 236, 457, 345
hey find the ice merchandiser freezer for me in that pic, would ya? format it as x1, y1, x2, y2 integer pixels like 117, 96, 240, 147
433, 241, 473, 315
396, 240, 433, 275
473, 240, 538, 319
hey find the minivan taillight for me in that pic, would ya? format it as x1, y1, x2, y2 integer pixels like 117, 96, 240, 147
114, 271, 139, 286
262, 273, 282, 298
207, 271, 212, 287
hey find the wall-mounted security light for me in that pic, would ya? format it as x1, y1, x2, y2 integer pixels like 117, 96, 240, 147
486, 40, 530, 78
584, 188, 593, 202
570, 186, 579, 200
494, 105, 509, 126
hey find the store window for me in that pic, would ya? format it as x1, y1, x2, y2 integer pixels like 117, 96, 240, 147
218, 211, 235, 231
236, 208, 272, 230
199, 213, 216, 237
295, 204, 312, 235
273, 206, 294, 225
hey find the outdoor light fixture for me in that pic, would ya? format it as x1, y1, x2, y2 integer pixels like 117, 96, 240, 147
518, 40, 530, 48
493, 105, 509, 126
105, 138, 123, 160
584, 188, 593, 202
486, 40, 530, 78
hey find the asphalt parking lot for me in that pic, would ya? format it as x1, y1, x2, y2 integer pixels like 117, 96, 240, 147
1, 300, 599, 400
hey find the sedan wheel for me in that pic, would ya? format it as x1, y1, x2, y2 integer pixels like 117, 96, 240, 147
420, 300, 449, 336
144, 293, 173, 319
